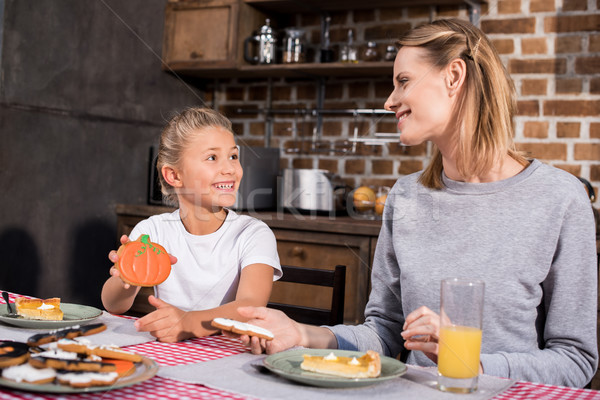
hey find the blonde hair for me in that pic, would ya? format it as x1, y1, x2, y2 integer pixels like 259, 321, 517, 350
397, 18, 526, 189
157, 107, 234, 206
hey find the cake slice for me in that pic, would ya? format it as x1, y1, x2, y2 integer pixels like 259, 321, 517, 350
300, 350, 381, 378
15, 297, 64, 320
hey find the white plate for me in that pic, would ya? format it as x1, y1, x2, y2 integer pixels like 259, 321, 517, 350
0, 303, 102, 329
0, 356, 158, 393
263, 349, 407, 388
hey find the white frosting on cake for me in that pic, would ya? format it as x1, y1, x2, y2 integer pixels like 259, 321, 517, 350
213, 318, 274, 339
2, 363, 56, 382
349, 357, 360, 365
324, 352, 338, 361
37, 302, 55, 310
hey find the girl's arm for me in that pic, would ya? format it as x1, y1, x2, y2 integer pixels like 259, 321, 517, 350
101, 235, 142, 314
134, 263, 276, 342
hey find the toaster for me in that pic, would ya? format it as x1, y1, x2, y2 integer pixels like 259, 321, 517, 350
280, 169, 348, 213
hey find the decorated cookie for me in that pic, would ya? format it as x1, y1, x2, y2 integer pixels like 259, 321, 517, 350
2, 363, 56, 384
30, 351, 116, 373
0, 341, 30, 368
56, 371, 119, 388
211, 318, 274, 340
56, 338, 143, 363
103, 358, 136, 377
116, 234, 172, 287
26, 323, 107, 347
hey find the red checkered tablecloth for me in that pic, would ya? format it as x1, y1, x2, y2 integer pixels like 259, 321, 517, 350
1, 291, 599, 399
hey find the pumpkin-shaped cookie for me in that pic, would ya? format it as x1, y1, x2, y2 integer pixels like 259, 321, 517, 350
116, 235, 171, 287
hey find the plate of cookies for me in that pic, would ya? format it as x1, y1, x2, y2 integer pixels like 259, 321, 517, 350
0, 323, 158, 393
0, 299, 102, 329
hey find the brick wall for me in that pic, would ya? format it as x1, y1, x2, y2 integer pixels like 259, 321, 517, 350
211, 0, 600, 197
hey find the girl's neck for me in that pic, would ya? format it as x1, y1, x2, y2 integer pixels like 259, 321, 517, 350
178, 202, 228, 236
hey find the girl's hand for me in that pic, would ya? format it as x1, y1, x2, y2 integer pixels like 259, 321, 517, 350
401, 306, 443, 364
222, 306, 303, 355
134, 295, 192, 342
108, 235, 178, 290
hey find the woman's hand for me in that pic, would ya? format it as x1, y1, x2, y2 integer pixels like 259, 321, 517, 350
134, 295, 193, 342
222, 306, 304, 355
401, 306, 443, 364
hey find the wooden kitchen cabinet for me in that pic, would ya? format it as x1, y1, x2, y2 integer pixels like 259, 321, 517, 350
115, 204, 381, 322
162, 0, 266, 72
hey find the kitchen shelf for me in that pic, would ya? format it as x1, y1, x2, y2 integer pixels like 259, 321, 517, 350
244, 0, 486, 13
166, 61, 394, 79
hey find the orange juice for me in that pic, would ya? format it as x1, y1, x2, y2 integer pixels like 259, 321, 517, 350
438, 325, 482, 379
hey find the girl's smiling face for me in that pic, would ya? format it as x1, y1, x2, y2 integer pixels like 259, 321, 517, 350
174, 126, 243, 210
384, 46, 457, 150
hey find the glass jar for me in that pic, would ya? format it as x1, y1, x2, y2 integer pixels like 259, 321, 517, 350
362, 41, 379, 62
340, 30, 358, 63
384, 45, 397, 61
283, 28, 306, 64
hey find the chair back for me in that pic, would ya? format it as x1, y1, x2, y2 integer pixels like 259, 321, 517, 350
268, 265, 346, 326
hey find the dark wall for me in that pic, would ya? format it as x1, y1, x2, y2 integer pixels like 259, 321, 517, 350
0, 0, 204, 307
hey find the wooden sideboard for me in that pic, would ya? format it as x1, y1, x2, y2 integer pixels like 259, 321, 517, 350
115, 204, 382, 323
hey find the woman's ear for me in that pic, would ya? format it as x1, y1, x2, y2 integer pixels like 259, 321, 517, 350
445, 58, 467, 96
162, 165, 182, 188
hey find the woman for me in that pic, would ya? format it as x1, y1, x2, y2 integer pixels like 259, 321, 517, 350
227, 19, 598, 388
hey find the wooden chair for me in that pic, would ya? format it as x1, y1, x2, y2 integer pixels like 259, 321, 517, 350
268, 265, 346, 326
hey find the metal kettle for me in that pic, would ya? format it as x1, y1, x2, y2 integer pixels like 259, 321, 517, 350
244, 19, 276, 65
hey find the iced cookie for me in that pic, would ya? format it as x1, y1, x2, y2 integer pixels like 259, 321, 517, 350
57, 371, 119, 388
0, 341, 30, 368
30, 350, 116, 373
116, 234, 172, 287
56, 338, 142, 362
27, 323, 107, 346
211, 317, 274, 340
2, 363, 56, 384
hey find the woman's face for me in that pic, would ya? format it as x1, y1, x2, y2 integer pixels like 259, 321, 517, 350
384, 46, 456, 149
175, 126, 243, 210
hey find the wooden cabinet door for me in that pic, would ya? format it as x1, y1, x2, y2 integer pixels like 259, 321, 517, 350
271, 229, 372, 324
163, 0, 264, 70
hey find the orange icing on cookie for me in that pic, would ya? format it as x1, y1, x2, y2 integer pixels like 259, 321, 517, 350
116, 235, 171, 287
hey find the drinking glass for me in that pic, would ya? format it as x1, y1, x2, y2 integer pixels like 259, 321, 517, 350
437, 278, 485, 393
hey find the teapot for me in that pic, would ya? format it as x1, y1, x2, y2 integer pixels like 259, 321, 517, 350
244, 19, 276, 64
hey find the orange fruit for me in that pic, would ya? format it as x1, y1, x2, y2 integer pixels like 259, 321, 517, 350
353, 186, 376, 212
375, 194, 387, 215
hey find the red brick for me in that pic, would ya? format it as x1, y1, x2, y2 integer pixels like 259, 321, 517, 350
379, 7, 404, 21
517, 100, 540, 116
508, 58, 567, 74
555, 36, 582, 53
372, 159, 394, 175
574, 143, 600, 161
591, 123, 600, 139
272, 122, 293, 136
544, 15, 600, 33
575, 57, 600, 75
498, 0, 521, 14
398, 160, 423, 175
348, 82, 370, 98
292, 158, 314, 169
360, 178, 397, 188
324, 83, 344, 99
555, 78, 582, 94
322, 121, 343, 136
318, 159, 339, 173
557, 122, 581, 138
590, 35, 600, 53
544, 100, 600, 116
491, 38, 515, 54
555, 164, 582, 176
530, 0, 555, 12
353, 9, 375, 23
521, 38, 547, 55
524, 121, 549, 138
226, 87, 244, 101
375, 81, 393, 98
482, 18, 536, 34
591, 165, 600, 181
407, 6, 429, 18
388, 142, 427, 156
297, 84, 316, 100
345, 159, 366, 174
591, 78, 600, 94
248, 86, 267, 101
563, 0, 588, 11
516, 142, 567, 160
521, 79, 547, 95
364, 23, 412, 41
437, 5, 461, 17
272, 86, 292, 101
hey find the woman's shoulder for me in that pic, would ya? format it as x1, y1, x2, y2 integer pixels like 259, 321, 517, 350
528, 160, 589, 201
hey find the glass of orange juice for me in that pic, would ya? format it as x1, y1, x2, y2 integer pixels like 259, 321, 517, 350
437, 278, 485, 393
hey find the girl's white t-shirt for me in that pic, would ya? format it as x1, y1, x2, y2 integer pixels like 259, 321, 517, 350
128, 209, 281, 311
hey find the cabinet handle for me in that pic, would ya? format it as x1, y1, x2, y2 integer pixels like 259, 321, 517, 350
290, 246, 306, 259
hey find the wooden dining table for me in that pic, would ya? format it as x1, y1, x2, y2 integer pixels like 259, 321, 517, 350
0, 291, 599, 400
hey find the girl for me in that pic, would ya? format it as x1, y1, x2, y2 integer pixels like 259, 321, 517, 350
101, 107, 281, 342
225, 19, 598, 388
